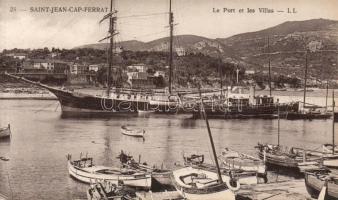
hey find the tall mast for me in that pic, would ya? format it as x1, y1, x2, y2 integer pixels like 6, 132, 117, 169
219, 57, 223, 97
302, 50, 308, 110
199, 88, 223, 183
267, 36, 272, 96
168, 0, 174, 94
277, 99, 280, 146
107, 0, 115, 97
333, 90, 335, 155
326, 80, 329, 112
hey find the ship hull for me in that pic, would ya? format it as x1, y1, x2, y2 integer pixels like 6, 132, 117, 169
193, 103, 294, 119
47, 87, 148, 117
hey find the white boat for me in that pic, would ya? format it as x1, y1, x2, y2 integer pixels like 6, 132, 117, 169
0, 124, 11, 139
121, 126, 145, 138
220, 148, 267, 184
220, 148, 266, 175
171, 89, 236, 200
171, 167, 236, 200
66, 154, 151, 189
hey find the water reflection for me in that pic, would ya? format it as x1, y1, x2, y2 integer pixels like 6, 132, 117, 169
0, 100, 337, 199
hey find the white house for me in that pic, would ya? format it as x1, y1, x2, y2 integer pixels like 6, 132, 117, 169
127, 64, 148, 73
154, 70, 166, 77
33, 60, 54, 70
88, 64, 102, 72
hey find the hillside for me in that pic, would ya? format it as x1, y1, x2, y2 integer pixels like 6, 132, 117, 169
74, 18, 338, 80
74, 40, 146, 51
218, 18, 338, 80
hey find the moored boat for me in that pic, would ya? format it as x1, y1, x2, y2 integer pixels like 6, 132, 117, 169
117, 151, 172, 187
0, 124, 11, 139
121, 126, 145, 138
66, 154, 151, 189
87, 180, 133, 200
171, 88, 236, 200
220, 148, 267, 183
256, 143, 321, 171
171, 167, 236, 200
304, 168, 338, 200
286, 111, 332, 120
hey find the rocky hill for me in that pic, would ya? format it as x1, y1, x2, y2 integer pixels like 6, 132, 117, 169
75, 18, 338, 80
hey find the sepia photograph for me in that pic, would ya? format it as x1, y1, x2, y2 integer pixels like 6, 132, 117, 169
1, 0, 338, 199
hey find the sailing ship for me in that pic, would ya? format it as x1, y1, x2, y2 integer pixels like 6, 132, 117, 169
5, 0, 180, 117
66, 154, 152, 189
170, 89, 237, 200
0, 124, 11, 139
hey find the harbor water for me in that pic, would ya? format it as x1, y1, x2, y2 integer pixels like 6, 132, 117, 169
0, 97, 337, 200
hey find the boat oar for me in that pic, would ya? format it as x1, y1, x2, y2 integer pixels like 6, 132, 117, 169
317, 179, 328, 200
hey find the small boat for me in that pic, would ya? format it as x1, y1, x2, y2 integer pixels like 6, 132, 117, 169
121, 126, 145, 138
184, 153, 261, 185
0, 157, 10, 161
117, 151, 172, 187
256, 143, 321, 171
87, 180, 133, 200
286, 111, 332, 120
304, 168, 338, 200
171, 167, 236, 200
66, 154, 151, 189
183, 154, 204, 166
323, 144, 338, 155
0, 124, 11, 139
171, 89, 236, 200
220, 148, 267, 183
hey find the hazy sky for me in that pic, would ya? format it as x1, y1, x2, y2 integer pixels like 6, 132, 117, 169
0, 0, 337, 50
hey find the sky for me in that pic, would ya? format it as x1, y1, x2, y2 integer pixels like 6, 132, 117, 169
0, 0, 338, 50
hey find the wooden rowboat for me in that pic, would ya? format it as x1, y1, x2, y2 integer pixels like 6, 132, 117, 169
171, 167, 236, 200
220, 148, 267, 183
304, 168, 338, 200
117, 151, 172, 187
0, 124, 11, 139
256, 143, 322, 171
121, 126, 145, 138
66, 154, 151, 189
87, 180, 133, 200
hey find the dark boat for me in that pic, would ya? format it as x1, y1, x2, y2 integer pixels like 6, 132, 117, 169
286, 109, 332, 120
5, 73, 147, 117
305, 168, 338, 200
256, 143, 322, 173
0, 124, 11, 139
117, 151, 172, 188
192, 89, 299, 119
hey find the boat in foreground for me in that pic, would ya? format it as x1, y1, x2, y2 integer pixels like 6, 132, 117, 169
220, 148, 267, 183
256, 143, 322, 172
66, 154, 151, 189
0, 124, 11, 139
87, 180, 133, 200
171, 88, 236, 200
121, 126, 145, 138
117, 151, 172, 187
171, 167, 236, 200
304, 168, 338, 200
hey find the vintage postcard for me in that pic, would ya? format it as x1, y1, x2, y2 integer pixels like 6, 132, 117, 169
0, 0, 338, 199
